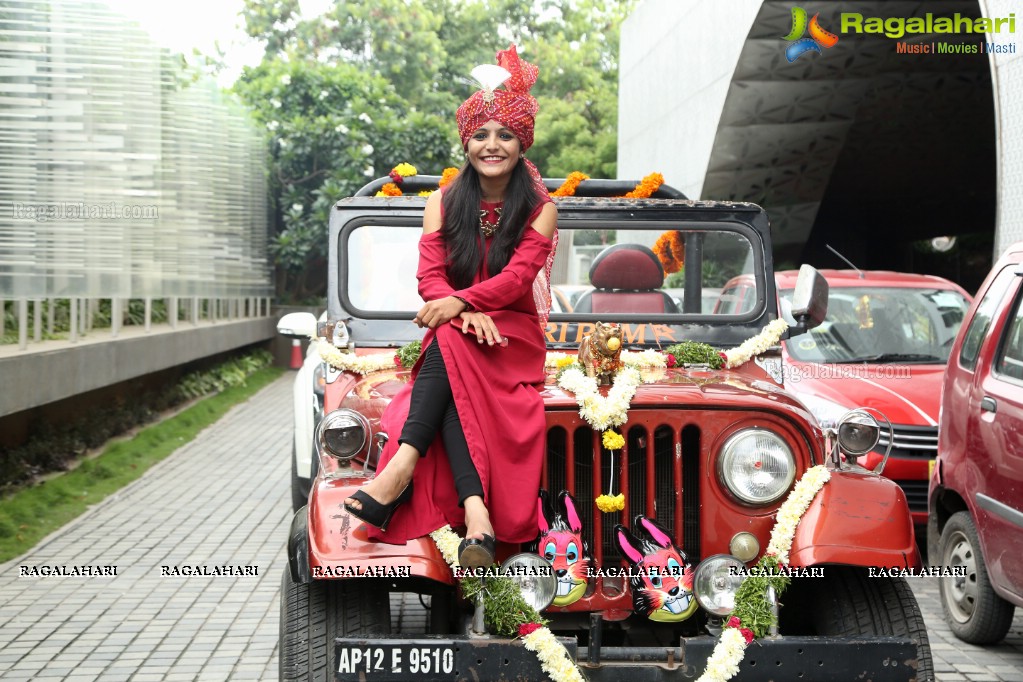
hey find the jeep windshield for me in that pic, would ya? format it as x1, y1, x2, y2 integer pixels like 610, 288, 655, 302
341, 220, 767, 349
779, 286, 971, 364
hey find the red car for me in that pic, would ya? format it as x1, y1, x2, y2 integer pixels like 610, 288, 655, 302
929, 241, 1023, 644
719, 270, 973, 530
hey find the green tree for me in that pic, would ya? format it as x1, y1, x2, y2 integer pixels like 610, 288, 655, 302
529, 0, 636, 178
232, 0, 635, 301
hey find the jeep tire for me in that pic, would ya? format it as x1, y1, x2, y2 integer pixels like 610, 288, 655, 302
279, 568, 391, 681
938, 511, 1015, 644
811, 566, 934, 682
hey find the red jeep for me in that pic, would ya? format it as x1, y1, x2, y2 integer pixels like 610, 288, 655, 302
279, 176, 932, 681
929, 240, 1023, 644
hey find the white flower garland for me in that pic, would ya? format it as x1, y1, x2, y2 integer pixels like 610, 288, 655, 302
429, 526, 585, 682
765, 464, 831, 564
695, 464, 831, 682
522, 628, 586, 682
557, 366, 642, 432
316, 340, 397, 375
722, 319, 788, 369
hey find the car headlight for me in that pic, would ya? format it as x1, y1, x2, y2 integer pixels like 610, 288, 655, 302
501, 553, 557, 611
718, 428, 796, 505
316, 409, 370, 462
693, 554, 746, 616
795, 393, 848, 429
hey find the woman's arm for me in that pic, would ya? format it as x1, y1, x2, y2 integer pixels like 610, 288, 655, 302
452, 203, 557, 312
415, 191, 469, 327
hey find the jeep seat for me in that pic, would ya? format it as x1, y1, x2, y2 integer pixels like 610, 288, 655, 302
573, 244, 679, 314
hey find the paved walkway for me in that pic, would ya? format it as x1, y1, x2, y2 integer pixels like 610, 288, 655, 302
0, 375, 293, 681
0, 374, 1020, 681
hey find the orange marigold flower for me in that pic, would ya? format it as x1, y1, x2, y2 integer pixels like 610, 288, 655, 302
438, 167, 460, 187
624, 172, 665, 199
377, 182, 402, 197
653, 230, 684, 274
670, 230, 685, 265
552, 171, 590, 197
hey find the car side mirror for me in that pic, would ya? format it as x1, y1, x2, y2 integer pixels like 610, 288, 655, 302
787, 265, 828, 336
277, 312, 318, 338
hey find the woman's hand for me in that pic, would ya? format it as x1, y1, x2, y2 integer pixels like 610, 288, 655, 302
414, 296, 466, 328
459, 311, 506, 347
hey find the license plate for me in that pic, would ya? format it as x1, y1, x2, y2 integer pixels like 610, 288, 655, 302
335, 636, 576, 681
336, 644, 454, 679
928, 458, 936, 479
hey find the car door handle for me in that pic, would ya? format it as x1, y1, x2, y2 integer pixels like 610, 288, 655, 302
980, 396, 998, 413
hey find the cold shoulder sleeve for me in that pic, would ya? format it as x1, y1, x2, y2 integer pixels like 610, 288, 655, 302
453, 229, 553, 312
417, 231, 455, 301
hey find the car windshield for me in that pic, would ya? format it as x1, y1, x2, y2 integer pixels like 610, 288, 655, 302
346, 224, 759, 321
779, 286, 971, 363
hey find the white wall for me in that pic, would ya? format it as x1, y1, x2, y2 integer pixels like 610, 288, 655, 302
980, 0, 1023, 254
617, 0, 761, 198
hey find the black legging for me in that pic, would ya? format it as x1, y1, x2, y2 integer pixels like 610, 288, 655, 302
399, 343, 484, 505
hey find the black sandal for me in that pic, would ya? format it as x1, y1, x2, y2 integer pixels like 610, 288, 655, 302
343, 482, 414, 531
458, 533, 496, 571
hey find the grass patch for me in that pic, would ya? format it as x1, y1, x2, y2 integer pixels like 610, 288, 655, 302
0, 366, 283, 563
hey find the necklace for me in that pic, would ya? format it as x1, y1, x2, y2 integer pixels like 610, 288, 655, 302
479, 207, 502, 237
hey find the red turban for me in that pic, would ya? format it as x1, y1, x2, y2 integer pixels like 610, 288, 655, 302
456, 45, 539, 151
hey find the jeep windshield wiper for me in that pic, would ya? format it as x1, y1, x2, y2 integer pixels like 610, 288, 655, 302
833, 353, 943, 364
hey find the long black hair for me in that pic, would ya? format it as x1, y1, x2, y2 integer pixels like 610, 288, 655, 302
440, 160, 542, 290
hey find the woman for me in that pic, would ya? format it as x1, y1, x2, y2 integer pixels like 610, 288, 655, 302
344, 45, 558, 570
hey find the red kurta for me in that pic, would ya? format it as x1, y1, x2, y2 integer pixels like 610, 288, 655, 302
370, 198, 552, 543
368, 200, 553, 544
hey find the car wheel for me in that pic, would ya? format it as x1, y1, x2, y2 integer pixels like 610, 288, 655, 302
279, 568, 391, 681
810, 566, 933, 682
938, 511, 1015, 644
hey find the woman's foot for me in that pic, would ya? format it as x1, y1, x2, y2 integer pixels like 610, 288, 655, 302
463, 497, 494, 543
459, 497, 496, 570
344, 445, 417, 512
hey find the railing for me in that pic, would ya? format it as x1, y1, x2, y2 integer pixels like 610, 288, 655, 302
0, 297, 274, 350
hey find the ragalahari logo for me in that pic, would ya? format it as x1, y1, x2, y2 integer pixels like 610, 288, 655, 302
783, 6, 840, 62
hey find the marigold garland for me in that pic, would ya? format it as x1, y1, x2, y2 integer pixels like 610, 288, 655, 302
653, 230, 686, 274
624, 172, 665, 199
602, 430, 625, 451
376, 182, 402, 197
595, 493, 625, 513
390, 162, 417, 182
438, 167, 460, 187
552, 171, 590, 197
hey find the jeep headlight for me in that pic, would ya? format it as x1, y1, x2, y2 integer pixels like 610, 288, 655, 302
502, 553, 557, 611
316, 409, 370, 462
718, 429, 796, 505
693, 554, 745, 616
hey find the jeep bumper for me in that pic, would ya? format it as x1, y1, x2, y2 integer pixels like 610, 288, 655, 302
334, 635, 919, 681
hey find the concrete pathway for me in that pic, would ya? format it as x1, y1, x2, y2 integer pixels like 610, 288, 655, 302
0, 374, 1020, 681
0, 375, 293, 681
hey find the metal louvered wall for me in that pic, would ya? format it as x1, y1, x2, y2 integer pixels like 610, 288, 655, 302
0, 0, 271, 304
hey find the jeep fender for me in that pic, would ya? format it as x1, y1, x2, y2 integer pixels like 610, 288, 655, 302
788, 470, 922, 569
294, 480, 455, 585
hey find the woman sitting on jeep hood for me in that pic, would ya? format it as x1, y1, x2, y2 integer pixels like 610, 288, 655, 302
344, 45, 558, 570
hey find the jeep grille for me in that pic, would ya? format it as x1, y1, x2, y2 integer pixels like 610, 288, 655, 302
542, 410, 702, 566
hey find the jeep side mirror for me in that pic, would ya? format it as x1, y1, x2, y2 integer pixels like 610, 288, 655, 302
277, 312, 318, 338
787, 265, 828, 336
